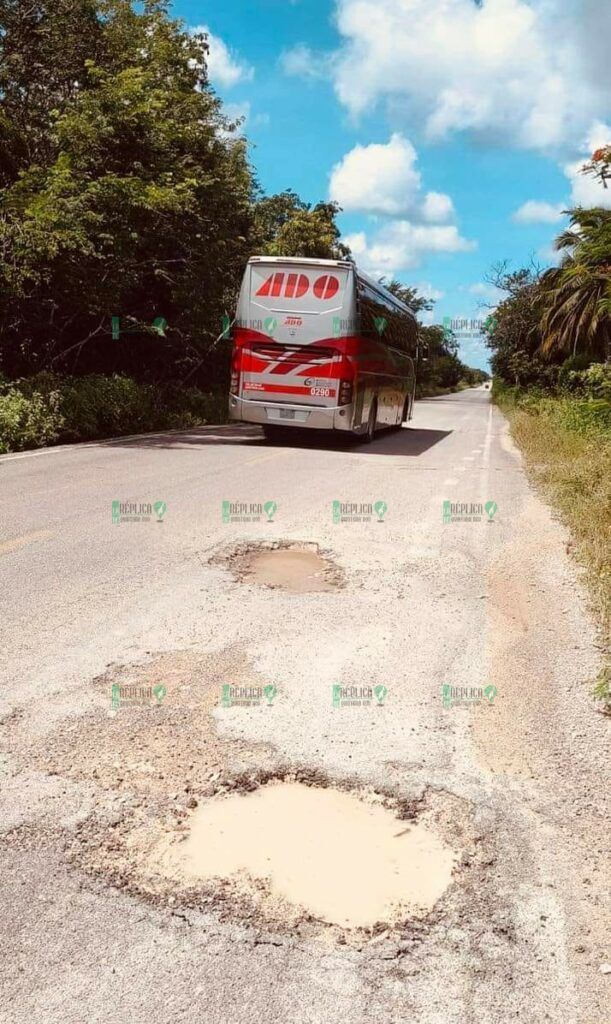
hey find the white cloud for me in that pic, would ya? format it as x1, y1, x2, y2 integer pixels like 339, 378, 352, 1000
280, 44, 330, 79
414, 282, 445, 302
538, 244, 563, 267
334, 136, 470, 273
422, 191, 455, 223
512, 200, 566, 224
329, 134, 456, 228
224, 101, 251, 124
345, 220, 476, 276
469, 282, 506, 301
329, 134, 422, 215
563, 120, 611, 208
328, 0, 610, 153
193, 25, 254, 88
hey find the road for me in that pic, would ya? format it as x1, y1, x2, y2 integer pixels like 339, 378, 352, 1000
0, 388, 608, 1024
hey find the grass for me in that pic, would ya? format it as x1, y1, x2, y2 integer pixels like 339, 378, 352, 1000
494, 381, 610, 710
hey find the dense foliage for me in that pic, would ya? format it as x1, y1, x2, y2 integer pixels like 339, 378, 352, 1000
381, 279, 488, 393
0, 0, 348, 387
486, 209, 610, 388
0, 371, 225, 453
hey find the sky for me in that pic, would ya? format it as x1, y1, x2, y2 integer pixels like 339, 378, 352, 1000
173, 0, 611, 371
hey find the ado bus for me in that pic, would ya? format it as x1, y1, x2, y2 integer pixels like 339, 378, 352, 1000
228, 256, 421, 441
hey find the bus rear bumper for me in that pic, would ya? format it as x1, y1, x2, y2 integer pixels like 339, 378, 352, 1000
229, 395, 355, 432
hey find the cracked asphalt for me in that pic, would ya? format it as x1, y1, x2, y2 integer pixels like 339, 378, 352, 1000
0, 388, 608, 1024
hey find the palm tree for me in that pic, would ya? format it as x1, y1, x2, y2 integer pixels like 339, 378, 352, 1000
540, 208, 611, 360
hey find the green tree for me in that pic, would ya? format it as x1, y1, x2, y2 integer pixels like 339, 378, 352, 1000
0, 0, 255, 383
540, 208, 611, 360
379, 278, 434, 315
255, 191, 350, 260
0, 0, 104, 185
484, 264, 554, 386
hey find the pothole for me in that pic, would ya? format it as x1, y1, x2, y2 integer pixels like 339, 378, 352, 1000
152, 780, 458, 928
2, 650, 277, 798
212, 542, 345, 592
69, 768, 479, 941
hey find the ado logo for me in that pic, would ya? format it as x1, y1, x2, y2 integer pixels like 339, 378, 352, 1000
256, 273, 340, 301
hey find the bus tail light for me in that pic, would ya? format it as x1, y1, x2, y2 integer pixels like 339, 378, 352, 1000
230, 350, 241, 395
338, 379, 353, 405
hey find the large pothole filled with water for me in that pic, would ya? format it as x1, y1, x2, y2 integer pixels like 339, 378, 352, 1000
212, 542, 345, 593
151, 780, 458, 928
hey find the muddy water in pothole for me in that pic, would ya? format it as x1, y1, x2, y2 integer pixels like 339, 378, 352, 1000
239, 549, 337, 592
155, 782, 458, 928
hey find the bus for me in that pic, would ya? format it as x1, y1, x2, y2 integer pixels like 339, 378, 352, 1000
227, 256, 422, 441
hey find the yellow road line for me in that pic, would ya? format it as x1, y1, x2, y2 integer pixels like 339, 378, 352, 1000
240, 450, 294, 468
0, 529, 54, 556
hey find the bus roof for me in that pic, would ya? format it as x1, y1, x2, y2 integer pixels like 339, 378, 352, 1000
356, 269, 415, 318
246, 256, 416, 319
247, 255, 354, 269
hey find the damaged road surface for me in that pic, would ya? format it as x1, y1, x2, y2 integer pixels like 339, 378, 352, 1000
0, 389, 608, 1024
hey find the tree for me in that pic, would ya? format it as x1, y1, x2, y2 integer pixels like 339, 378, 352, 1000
0, 0, 105, 185
582, 145, 611, 190
379, 278, 434, 315
0, 0, 256, 383
540, 208, 611, 360
484, 264, 552, 386
255, 191, 350, 260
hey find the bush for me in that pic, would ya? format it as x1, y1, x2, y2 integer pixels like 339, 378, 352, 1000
0, 373, 227, 453
560, 363, 611, 401
0, 379, 64, 453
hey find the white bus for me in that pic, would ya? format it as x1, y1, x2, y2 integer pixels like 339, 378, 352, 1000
228, 256, 420, 441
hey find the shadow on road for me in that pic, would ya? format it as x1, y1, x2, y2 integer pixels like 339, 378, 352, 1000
103, 423, 452, 457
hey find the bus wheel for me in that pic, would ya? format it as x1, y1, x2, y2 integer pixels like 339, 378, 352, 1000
262, 425, 286, 442
364, 400, 377, 443
398, 396, 409, 427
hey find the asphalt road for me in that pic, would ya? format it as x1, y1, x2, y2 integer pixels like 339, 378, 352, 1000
0, 388, 608, 1024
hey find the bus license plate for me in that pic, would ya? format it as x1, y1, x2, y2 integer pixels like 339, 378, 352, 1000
279, 409, 295, 419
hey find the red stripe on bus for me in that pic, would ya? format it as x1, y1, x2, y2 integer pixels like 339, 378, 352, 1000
243, 383, 337, 396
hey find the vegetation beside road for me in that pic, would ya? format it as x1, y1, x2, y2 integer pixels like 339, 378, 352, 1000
486, 202, 610, 706
0, 373, 225, 453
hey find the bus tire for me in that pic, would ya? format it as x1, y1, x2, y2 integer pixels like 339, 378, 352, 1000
398, 396, 409, 427
262, 425, 286, 442
364, 400, 377, 443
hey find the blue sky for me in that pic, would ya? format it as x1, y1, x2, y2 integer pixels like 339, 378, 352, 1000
173, 0, 610, 370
